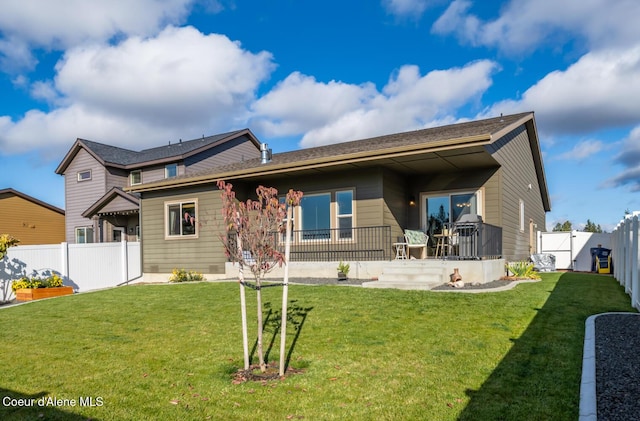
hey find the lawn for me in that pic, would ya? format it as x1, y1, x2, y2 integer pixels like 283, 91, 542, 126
0, 272, 634, 420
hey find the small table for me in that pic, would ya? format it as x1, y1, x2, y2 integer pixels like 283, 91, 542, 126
393, 242, 407, 260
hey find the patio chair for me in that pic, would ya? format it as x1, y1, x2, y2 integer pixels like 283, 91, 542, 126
403, 229, 429, 259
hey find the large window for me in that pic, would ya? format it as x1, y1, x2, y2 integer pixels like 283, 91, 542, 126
75, 227, 94, 243
300, 193, 331, 240
298, 190, 354, 241
166, 200, 197, 238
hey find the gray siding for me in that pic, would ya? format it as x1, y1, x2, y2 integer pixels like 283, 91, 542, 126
106, 167, 128, 190
141, 186, 226, 274
63, 149, 107, 243
487, 125, 547, 261
382, 169, 407, 242
185, 135, 261, 173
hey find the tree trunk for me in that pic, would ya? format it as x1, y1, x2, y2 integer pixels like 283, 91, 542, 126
237, 237, 250, 370
256, 284, 266, 372
279, 205, 293, 376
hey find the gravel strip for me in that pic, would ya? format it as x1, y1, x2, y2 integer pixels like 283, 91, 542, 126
595, 313, 640, 421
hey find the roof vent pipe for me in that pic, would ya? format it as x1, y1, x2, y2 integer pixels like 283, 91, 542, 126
260, 143, 272, 164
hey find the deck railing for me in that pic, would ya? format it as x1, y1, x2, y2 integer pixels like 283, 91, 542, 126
228, 226, 393, 262
448, 222, 502, 260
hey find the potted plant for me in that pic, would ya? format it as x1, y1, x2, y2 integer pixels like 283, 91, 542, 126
12, 273, 74, 301
337, 261, 350, 281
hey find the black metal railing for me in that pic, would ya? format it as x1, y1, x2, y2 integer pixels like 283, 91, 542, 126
281, 226, 393, 261
227, 226, 393, 262
449, 222, 502, 260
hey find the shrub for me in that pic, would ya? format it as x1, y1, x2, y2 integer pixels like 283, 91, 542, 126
0, 234, 20, 260
169, 268, 205, 283
11, 273, 65, 292
506, 261, 540, 279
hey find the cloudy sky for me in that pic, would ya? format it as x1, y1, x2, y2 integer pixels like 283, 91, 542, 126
1, 0, 639, 231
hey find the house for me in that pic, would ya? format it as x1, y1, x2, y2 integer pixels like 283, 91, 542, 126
127, 112, 550, 281
0, 188, 65, 245
55, 130, 262, 243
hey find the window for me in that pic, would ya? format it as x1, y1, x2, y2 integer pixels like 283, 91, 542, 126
336, 190, 353, 239
130, 170, 142, 185
165, 164, 177, 178
75, 227, 94, 243
77, 170, 92, 182
300, 193, 331, 240
519, 199, 525, 232
166, 200, 197, 238
297, 190, 355, 241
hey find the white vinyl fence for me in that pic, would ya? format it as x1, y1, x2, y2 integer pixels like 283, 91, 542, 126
611, 212, 640, 310
0, 240, 141, 302
537, 230, 611, 271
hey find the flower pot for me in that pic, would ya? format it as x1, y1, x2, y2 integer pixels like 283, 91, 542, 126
15, 286, 74, 302
337, 272, 348, 281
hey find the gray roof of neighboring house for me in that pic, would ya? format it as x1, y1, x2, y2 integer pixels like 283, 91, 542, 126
55, 129, 260, 174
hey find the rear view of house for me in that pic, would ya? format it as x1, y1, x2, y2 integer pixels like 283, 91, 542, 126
128, 112, 550, 281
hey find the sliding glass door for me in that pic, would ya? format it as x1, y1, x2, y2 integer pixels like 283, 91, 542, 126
422, 191, 481, 240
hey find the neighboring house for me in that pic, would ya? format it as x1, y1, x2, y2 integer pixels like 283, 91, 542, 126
128, 112, 550, 279
55, 130, 262, 243
0, 188, 65, 244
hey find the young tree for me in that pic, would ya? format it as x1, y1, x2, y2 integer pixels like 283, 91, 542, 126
0, 234, 19, 260
217, 180, 302, 373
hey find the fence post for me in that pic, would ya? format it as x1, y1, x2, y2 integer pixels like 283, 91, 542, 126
60, 242, 69, 280
630, 217, 640, 308
121, 239, 128, 284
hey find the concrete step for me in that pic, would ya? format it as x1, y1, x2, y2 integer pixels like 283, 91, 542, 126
364, 261, 446, 289
362, 279, 443, 290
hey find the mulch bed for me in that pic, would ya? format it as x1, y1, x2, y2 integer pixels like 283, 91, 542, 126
232, 362, 305, 384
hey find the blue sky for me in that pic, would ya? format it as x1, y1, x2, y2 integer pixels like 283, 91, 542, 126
1, 0, 639, 232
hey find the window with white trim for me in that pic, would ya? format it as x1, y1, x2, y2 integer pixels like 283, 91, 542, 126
166, 200, 197, 238
130, 170, 142, 185
297, 189, 355, 241
165, 164, 177, 178
75, 227, 94, 243
336, 190, 353, 239
77, 170, 92, 182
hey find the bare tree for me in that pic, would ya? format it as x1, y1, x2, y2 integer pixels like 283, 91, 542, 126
217, 181, 302, 373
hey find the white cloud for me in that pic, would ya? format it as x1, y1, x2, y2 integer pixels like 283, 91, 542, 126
481, 46, 640, 135
0, 26, 275, 155
382, 0, 433, 18
0, 0, 193, 71
432, 0, 640, 53
555, 139, 607, 161
251, 60, 498, 148
605, 125, 640, 191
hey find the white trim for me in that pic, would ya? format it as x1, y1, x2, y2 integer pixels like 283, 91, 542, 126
164, 198, 198, 239
130, 170, 142, 186
77, 170, 92, 182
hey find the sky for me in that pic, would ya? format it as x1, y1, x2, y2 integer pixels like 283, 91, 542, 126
1, 0, 639, 232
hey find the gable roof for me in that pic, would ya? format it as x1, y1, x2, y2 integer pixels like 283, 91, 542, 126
0, 188, 65, 215
55, 128, 261, 174
82, 187, 140, 218
128, 112, 550, 211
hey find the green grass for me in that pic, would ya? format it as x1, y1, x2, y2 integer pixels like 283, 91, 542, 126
0, 273, 634, 420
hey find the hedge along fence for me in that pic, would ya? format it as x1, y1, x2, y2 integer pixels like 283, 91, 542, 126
0, 241, 141, 302
611, 211, 640, 310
